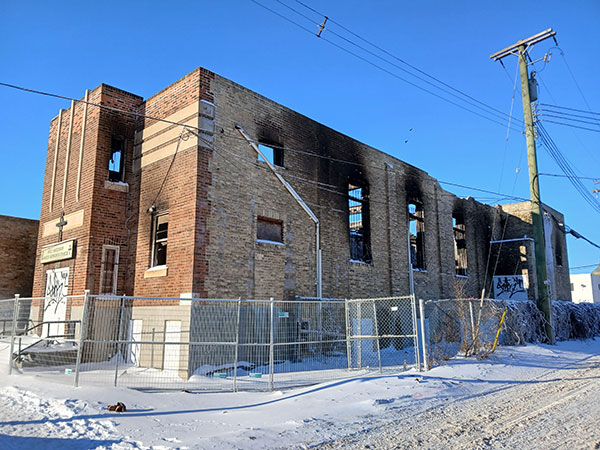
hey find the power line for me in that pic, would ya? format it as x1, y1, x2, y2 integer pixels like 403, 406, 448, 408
274, 0, 520, 127
536, 113, 600, 127
539, 103, 600, 117
535, 107, 600, 122
534, 72, 600, 168
293, 0, 524, 127
569, 263, 599, 270
537, 119, 600, 133
5, 73, 599, 252
0, 78, 530, 206
539, 173, 599, 181
250, 0, 523, 133
558, 48, 598, 119
0, 81, 213, 138
536, 122, 600, 214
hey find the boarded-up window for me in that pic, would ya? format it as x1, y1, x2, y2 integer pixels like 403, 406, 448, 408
453, 214, 468, 276
409, 201, 425, 270
257, 216, 283, 243
348, 182, 371, 263
100, 245, 120, 294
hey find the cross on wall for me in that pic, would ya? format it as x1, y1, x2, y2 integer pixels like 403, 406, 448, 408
56, 211, 68, 242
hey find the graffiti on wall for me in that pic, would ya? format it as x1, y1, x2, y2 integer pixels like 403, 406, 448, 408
43, 268, 69, 337
493, 275, 528, 301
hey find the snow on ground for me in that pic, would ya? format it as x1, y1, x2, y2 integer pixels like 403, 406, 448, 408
1, 337, 599, 449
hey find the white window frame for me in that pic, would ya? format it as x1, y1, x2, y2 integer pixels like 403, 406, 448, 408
151, 212, 169, 268
99, 244, 120, 295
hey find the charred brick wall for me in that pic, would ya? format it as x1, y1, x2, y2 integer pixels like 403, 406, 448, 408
32, 65, 571, 305
207, 73, 510, 300
499, 202, 571, 301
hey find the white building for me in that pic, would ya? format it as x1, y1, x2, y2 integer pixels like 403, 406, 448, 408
570, 265, 600, 303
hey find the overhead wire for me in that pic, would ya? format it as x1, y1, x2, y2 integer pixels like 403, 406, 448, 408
293, 0, 524, 128
569, 263, 600, 270
535, 107, 600, 122
275, 0, 520, 127
535, 112, 600, 127
250, 0, 523, 133
557, 47, 598, 120
536, 122, 600, 214
0, 78, 530, 207
538, 103, 600, 117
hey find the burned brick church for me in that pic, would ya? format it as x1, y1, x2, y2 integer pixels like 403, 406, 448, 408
30, 66, 572, 328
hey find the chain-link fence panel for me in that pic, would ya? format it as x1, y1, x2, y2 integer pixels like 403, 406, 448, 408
8, 295, 85, 385
347, 296, 419, 372
420, 298, 547, 368
1, 296, 33, 336
9, 294, 422, 391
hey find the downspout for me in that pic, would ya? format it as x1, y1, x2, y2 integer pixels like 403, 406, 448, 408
235, 125, 322, 297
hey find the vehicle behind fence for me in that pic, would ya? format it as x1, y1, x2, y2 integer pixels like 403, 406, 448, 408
6, 293, 421, 391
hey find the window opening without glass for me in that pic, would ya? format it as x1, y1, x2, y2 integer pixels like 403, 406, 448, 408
109, 137, 125, 182
408, 201, 425, 270
257, 143, 284, 167
348, 182, 371, 263
453, 214, 468, 276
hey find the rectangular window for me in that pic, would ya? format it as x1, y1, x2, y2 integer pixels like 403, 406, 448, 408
99, 245, 120, 294
109, 137, 125, 182
257, 216, 283, 243
151, 213, 168, 267
258, 143, 284, 167
348, 182, 371, 263
408, 202, 425, 270
453, 215, 468, 276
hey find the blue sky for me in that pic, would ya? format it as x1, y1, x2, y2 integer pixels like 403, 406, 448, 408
1, 0, 598, 273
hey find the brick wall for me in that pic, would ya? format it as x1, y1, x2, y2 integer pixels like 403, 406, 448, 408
31, 65, 571, 305
32, 84, 143, 321
207, 73, 505, 300
0, 215, 38, 298
129, 68, 215, 299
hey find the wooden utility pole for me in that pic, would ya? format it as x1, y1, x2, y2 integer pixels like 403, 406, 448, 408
491, 29, 556, 343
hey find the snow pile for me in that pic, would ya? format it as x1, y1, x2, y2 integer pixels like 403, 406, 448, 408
1, 336, 599, 449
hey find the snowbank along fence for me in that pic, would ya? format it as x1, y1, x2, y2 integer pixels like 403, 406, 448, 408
5, 293, 420, 391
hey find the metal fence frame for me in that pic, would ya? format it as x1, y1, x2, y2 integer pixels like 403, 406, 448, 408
6, 293, 423, 391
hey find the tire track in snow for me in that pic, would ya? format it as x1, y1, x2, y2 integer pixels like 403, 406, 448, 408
311, 353, 600, 449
